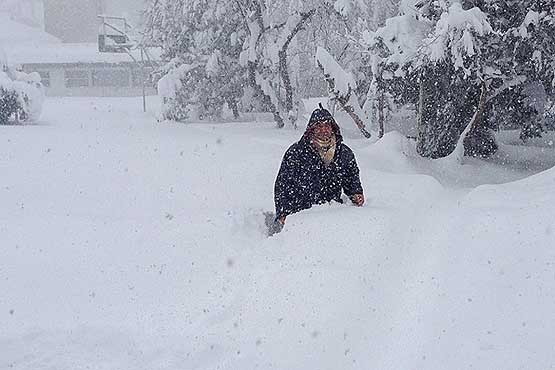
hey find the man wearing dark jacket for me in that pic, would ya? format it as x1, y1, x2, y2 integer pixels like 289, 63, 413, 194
269, 104, 364, 235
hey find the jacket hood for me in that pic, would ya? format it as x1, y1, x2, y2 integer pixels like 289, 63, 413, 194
302, 103, 343, 143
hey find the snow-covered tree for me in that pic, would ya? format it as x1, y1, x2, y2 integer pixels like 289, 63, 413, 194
481, 0, 555, 141
416, 1, 497, 158
144, 0, 324, 126
362, 4, 429, 138
365, 0, 555, 158
142, 0, 247, 121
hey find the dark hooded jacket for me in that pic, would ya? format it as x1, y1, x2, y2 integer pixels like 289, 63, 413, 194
274, 108, 363, 220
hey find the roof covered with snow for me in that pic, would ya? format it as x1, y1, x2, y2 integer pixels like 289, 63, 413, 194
0, 12, 60, 45
0, 11, 160, 66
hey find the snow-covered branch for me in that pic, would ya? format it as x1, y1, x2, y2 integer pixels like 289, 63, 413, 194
316, 47, 371, 138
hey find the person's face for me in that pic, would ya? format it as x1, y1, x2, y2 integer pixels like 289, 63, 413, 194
312, 121, 333, 140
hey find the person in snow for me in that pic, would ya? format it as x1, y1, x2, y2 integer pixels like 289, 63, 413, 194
269, 104, 364, 235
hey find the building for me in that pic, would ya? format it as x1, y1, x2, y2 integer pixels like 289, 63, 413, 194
44, 0, 101, 43
10, 43, 157, 97
0, 1, 159, 97
43, 0, 143, 44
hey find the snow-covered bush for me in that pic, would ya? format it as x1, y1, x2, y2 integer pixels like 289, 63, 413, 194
156, 60, 200, 121
0, 51, 44, 125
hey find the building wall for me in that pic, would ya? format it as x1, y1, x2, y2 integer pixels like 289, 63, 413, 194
23, 62, 157, 97
44, 0, 101, 43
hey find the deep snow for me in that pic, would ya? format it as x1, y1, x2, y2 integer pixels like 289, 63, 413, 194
1, 97, 555, 369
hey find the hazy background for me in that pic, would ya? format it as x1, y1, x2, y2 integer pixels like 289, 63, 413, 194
0, 0, 143, 43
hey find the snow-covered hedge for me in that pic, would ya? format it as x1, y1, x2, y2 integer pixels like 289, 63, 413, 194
0, 49, 44, 125
157, 59, 199, 121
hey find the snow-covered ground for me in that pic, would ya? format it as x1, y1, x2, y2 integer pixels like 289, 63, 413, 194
1, 97, 555, 369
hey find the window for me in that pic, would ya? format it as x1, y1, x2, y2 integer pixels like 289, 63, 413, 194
65, 69, 89, 87
37, 71, 51, 87
92, 69, 130, 87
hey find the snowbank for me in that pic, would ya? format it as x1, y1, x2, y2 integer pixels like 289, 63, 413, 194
465, 165, 555, 208
1, 97, 554, 369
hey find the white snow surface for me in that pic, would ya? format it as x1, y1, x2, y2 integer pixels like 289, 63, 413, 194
1, 97, 555, 369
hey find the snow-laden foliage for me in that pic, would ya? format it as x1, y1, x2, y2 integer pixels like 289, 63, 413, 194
142, 0, 246, 121
156, 60, 201, 121
361, 0, 555, 158
421, 3, 493, 75
316, 46, 371, 137
316, 47, 357, 99
0, 50, 44, 125
363, 14, 430, 75
142, 0, 398, 128
143, 0, 553, 157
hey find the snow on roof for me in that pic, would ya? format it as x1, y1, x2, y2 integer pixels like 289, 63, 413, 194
0, 12, 60, 45
0, 12, 161, 66
6, 43, 161, 65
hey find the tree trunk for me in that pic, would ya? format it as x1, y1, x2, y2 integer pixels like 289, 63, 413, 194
278, 10, 315, 122
227, 97, 240, 119
417, 64, 473, 158
448, 81, 489, 162
378, 90, 385, 138
278, 49, 293, 114
462, 81, 498, 158
246, 1, 284, 128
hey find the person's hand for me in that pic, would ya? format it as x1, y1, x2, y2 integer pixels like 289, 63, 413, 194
350, 194, 365, 207
268, 216, 286, 236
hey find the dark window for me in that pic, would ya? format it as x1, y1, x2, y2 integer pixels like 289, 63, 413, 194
65, 69, 89, 87
92, 69, 130, 87
38, 71, 51, 87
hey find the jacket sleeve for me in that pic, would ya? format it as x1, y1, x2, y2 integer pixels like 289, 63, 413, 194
341, 146, 364, 197
274, 145, 303, 219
